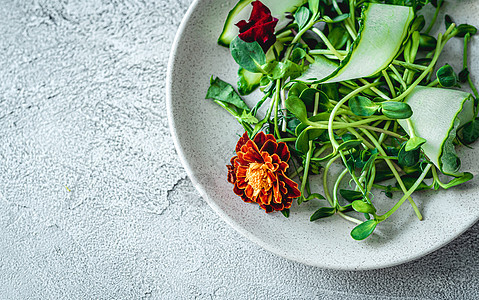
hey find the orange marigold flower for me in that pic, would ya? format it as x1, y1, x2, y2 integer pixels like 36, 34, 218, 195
227, 132, 301, 213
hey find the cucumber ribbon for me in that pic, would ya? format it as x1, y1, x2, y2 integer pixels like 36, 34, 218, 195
299, 3, 415, 83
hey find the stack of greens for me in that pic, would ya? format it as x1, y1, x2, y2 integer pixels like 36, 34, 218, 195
206, 0, 479, 240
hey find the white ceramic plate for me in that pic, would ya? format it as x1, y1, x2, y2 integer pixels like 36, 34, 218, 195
167, 0, 479, 270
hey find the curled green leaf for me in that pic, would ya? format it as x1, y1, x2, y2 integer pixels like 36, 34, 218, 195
437, 64, 458, 88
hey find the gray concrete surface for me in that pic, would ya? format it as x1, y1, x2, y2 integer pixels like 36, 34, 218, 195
0, 0, 477, 299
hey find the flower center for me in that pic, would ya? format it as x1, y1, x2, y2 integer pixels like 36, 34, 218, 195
245, 162, 272, 195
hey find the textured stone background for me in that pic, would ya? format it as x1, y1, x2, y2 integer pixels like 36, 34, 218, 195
0, 0, 477, 299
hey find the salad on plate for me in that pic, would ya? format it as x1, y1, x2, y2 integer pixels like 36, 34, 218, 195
205, 0, 479, 240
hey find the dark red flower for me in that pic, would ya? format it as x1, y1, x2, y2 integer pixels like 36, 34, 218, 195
227, 132, 301, 213
235, 1, 278, 52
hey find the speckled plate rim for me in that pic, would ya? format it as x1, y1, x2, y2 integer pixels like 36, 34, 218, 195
166, 0, 479, 270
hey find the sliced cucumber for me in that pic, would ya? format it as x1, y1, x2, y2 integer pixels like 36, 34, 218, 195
238, 67, 263, 95
397, 86, 475, 176
299, 3, 414, 83
218, 0, 307, 47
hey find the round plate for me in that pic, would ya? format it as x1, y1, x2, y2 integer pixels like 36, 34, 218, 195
167, 0, 479, 270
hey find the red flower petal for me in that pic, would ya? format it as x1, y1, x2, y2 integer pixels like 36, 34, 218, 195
235, 132, 250, 153
235, 1, 278, 52
276, 142, 290, 162
227, 165, 236, 184
260, 139, 278, 156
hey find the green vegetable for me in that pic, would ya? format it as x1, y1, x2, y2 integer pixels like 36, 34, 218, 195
436, 64, 458, 88
351, 220, 377, 241
209, 0, 477, 241
230, 38, 266, 73
237, 68, 262, 95
300, 3, 415, 83
206, 76, 249, 110
310, 207, 336, 221
398, 86, 475, 176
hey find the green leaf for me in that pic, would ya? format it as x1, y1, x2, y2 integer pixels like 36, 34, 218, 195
295, 128, 324, 154
291, 48, 307, 64
285, 95, 309, 124
294, 6, 311, 30
320, 14, 350, 23
404, 31, 420, 64
331, 13, 350, 23
352, 200, 377, 214
289, 82, 308, 97
310, 207, 336, 221
300, 193, 326, 204
265, 60, 304, 80
419, 34, 436, 51
405, 136, 426, 151
299, 88, 330, 112
206, 76, 249, 111
308, 0, 320, 16
339, 189, 364, 202
295, 122, 309, 136
351, 220, 377, 241
437, 64, 458, 88
321, 83, 339, 101
458, 68, 469, 83
240, 110, 259, 124
338, 139, 362, 151
349, 96, 380, 117
375, 169, 395, 182
328, 26, 348, 49
281, 209, 290, 218
461, 118, 479, 144
260, 76, 271, 87
381, 101, 413, 119
445, 14, 453, 30
455, 24, 477, 38
398, 143, 420, 167
442, 172, 473, 189
237, 68, 262, 95
230, 37, 266, 73
396, 175, 430, 191
410, 14, 425, 32
341, 133, 355, 142
361, 151, 379, 175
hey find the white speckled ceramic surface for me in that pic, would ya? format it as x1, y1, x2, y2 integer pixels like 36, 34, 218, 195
167, 0, 479, 270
